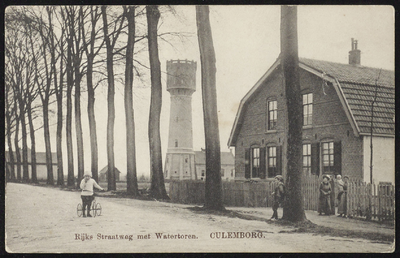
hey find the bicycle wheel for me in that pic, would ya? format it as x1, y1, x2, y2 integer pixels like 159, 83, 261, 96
77, 203, 83, 217
96, 203, 102, 216
91, 200, 97, 217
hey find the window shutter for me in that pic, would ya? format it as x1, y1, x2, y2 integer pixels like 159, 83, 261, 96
334, 141, 342, 175
276, 146, 282, 175
260, 147, 266, 179
245, 148, 250, 179
311, 142, 320, 176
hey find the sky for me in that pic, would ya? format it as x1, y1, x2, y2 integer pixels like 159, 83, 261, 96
26, 5, 394, 179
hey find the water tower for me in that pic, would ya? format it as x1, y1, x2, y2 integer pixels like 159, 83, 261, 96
164, 60, 197, 180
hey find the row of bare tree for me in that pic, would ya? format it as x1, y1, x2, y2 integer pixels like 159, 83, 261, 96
4, 6, 174, 198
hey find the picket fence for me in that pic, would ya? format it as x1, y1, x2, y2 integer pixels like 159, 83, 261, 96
169, 176, 394, 221
347, 181, 394, 221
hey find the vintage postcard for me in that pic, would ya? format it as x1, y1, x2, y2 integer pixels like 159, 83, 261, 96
4, 5, 394, 253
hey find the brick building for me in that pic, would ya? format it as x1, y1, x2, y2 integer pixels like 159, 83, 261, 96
228, 40, 394, 184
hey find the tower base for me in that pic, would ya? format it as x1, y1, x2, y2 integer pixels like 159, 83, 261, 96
164, 149, 196, 180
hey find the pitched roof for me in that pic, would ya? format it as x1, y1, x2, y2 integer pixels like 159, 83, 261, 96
228, 57, 394, 146
300, 58, 394, 88
300, 58, 394, 136
194, 150, 235, 165
99, 166, 122, 174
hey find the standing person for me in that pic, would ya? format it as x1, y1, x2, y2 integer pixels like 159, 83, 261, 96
80, 172, 104, 217
318, 175, 332, 215
337, 176, 349, 217
336, 175, 344, 214
271, 175, 285, 220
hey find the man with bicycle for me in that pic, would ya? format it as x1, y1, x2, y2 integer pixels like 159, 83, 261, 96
80, 172, 105, 217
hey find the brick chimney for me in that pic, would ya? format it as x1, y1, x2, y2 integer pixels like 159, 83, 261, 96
349, 38, 361, 65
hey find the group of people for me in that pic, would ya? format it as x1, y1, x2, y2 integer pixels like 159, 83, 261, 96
318, 174, 349, 217
270, 173, 349, 220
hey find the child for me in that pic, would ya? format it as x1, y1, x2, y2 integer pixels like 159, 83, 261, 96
80, 172, 104, 217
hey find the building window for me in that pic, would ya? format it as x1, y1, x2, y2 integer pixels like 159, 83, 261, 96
303, 143, 311, 175
322, 141, 334, 173
303, 93, 313, 126
267, 146, 277, 178
268, 100, 277, 130
201, 170, 205, 177
175, 140, 178, 147
251, 147, 260, 178
221, 169, 225, 177
231, 169, 234, 177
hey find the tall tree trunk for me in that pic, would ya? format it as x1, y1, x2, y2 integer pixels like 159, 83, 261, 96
56, 62, 64, 186
74, 58, 84, 185
196, 5, 224, 211
87, 58, 99, 183
14, 102, 21, 181
147, 5, 168, 199
6, 112, 15, 181
124, 6, 139, 196
82, 6, 101, 183
66, 8, 75, 187
27, 104, 37, 183
47, 7, 64, 186
280, 6, 306, 222
19, 101, 29, 182
43, 100, 54, 185
74, 8, 84, 186
102, 6, 116, 191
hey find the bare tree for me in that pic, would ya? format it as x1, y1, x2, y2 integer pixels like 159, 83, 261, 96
81, 6, 103, 183
64, 6, 75, 187
5, 12, 31, 182
36, 10, 55, 185
101, 6, 125, 190
280, 6, 306, 222
73, 7, 85, 185
146, 5, 168, 199
47, 6, 65, 186
195, 5, 224, 210
123, 5, 139, 196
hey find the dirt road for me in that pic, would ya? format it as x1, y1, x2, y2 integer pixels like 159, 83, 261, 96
5, 183, 393, 253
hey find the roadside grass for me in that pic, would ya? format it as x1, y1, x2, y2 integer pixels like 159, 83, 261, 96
186, 206, 394, 244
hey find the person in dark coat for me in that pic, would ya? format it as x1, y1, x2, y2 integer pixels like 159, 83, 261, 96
337, 176, 349, 217
271, 175, 285, 220
318, 175, 332, 215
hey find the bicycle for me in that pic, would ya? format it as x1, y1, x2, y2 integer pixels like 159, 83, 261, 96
77, 196, 102, 217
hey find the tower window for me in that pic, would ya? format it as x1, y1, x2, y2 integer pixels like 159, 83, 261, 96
175, 140, 178, 147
